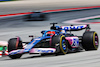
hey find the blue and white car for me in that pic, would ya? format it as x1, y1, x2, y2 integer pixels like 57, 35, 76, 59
8, 23, 99, 59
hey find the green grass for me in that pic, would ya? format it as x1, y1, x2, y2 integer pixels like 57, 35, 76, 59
87, 17, 100, 20
81, 17, 100, 22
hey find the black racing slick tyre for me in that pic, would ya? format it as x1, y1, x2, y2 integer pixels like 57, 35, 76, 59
82, 31, 99, 51
51, 35, 68, 55
8, 37, 23, 59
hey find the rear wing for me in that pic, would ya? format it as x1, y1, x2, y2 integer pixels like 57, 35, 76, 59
50, 23, 90, 31
61, 24, 90, 31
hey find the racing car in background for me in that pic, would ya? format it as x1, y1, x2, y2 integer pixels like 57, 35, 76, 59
23, 11, 47, 21
8, 23, 99, 59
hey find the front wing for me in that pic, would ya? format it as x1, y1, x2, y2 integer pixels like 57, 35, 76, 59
8, 48, 56, 55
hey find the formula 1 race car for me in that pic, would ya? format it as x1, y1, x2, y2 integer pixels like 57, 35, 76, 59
0, 41, 8, 56
23, 11, 47, 21
8, 23, 99, 59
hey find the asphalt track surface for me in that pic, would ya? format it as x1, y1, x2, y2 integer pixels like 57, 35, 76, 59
0, 9, 100, 67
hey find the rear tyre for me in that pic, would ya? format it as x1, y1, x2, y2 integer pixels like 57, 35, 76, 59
51, 35, 68, 55
8, 37, 23, 59
82, 31, 99, 51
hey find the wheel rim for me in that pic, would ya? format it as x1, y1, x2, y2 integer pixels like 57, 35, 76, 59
60, 35, 68, 54
93, 32, 99, 49
62, 39, 66, 51
94, 33, 99, 48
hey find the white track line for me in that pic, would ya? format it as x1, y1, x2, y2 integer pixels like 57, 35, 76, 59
63, 15, 100, 24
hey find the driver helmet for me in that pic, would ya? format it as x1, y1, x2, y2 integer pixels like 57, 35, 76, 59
46, 31, 55, 36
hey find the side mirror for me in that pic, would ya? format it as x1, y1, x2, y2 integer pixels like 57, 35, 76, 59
29, 35, 34, 41
41, 31, 45, 34
29, 35, 34, 37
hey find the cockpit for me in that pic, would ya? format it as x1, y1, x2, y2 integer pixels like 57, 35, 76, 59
41, 30, 58, 37
46, 31, 55, 36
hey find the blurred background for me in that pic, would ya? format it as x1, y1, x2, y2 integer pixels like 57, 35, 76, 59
1, 0, 100, 14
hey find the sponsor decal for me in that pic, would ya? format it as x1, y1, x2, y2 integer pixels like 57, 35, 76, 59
66, 37, 79, 48
72, 38, 79, 47
34, 38, 41, 40
61, 25, 86, 30
37, 50, 54, 53
33, 48, 56, 53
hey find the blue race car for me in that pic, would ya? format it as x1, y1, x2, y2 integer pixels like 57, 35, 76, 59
8, 23, 99, 59
23, 11, 47, 21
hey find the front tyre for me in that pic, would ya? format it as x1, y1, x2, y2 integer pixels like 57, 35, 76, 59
59, 35, 68, 54
51, 35, 68, 55
8, 37, 23, 59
